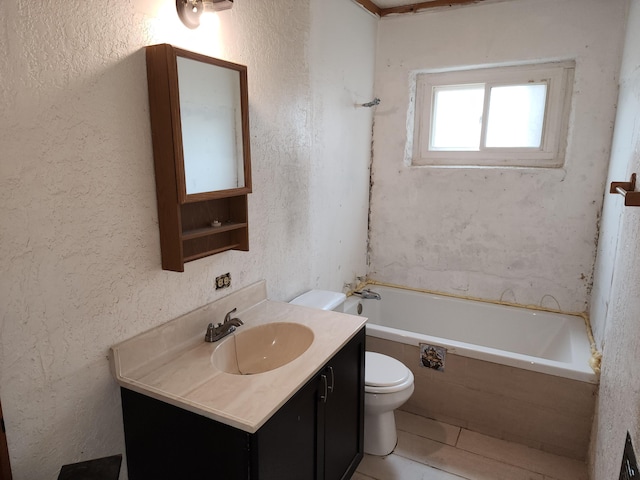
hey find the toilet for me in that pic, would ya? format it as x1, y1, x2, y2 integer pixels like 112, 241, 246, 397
290, 290, 415, 456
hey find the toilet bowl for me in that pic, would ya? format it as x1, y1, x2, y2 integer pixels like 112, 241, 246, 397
290, 289, 415, 456
364, 351, 414, 455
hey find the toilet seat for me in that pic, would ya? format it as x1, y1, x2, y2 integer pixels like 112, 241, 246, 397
365, 352, 413, 394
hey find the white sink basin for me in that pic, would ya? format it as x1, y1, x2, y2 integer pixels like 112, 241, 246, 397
211, 322, 314, 375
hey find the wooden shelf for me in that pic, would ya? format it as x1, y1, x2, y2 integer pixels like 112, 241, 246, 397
182, 222, 248, 241
184, 244, 241, 262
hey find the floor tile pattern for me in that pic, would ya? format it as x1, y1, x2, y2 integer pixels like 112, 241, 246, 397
352, 411, 588, 480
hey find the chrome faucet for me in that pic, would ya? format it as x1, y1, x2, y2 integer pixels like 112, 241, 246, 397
353, 289, 381, 300
205, 308, 244, 342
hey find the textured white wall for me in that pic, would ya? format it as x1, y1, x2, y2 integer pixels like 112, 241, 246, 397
589, 0, 640, 477
0, 0, 375, 478
369, 0, 627, 312
308, 0, 376, 293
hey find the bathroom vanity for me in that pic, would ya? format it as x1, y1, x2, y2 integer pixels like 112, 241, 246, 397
110, 281, 366, 479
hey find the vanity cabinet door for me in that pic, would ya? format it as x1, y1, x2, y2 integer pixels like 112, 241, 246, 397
254, 327, 365, 480
121, 388, 251, 480
322, 327, 365, 480
252, 374, 321, 479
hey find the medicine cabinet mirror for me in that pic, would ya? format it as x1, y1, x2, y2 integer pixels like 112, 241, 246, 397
146, 44, 252, 271
178, 55, 247, 196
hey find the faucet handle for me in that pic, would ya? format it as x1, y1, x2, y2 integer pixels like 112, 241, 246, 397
224, 308, 237, 323
205, 323, 215, 342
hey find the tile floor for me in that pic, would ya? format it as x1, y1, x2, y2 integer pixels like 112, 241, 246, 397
352, 411, 588, 480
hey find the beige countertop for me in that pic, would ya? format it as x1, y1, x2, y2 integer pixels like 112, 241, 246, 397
110, 281, 367, 433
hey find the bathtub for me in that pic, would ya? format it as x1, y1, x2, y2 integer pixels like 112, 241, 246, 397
344, 284, 596, 383
344, 283, 598, 460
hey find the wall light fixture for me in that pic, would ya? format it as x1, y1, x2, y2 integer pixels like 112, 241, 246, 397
176, 0, 233, 29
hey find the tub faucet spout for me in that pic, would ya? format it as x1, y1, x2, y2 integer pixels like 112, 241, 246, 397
353, 289, 381, 300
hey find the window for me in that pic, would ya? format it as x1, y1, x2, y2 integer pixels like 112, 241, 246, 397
411, 62, 574, 168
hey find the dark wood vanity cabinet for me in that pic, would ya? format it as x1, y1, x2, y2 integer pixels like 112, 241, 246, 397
121, 327, 365, 479
320, 330, 364, 480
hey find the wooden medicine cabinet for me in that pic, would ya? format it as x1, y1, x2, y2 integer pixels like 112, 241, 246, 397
145, 44, 252, 272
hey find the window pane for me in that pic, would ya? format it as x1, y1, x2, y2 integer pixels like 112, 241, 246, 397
431, 85, 485, 151
485, 84, 547, 148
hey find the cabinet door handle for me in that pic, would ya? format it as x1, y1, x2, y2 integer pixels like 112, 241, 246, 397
327, 366, 335, 393
320, 374, 328, 403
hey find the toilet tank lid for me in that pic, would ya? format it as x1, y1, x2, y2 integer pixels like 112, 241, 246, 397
289, 290, 346, 311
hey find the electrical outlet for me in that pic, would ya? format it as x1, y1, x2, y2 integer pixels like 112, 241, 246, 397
215, 273, 231, 290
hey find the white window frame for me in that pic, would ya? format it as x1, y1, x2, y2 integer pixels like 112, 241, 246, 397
411, 61, 575, 168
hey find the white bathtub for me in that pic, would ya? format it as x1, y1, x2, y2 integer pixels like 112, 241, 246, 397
344, 284, 597, 384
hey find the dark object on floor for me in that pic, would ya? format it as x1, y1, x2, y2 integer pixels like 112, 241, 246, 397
58, 454, 122, 480
620, 432, 639, 480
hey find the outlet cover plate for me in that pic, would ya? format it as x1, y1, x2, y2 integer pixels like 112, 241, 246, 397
215, 273, 231, 290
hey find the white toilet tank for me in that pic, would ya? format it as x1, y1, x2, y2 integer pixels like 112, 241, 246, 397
289, 290, 346, 312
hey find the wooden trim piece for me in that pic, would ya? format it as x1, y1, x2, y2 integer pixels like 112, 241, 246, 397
352, 0, 381, 17
146, 44, 184, 272
381, 0, 484, 16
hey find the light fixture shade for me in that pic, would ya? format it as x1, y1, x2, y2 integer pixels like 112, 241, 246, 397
176, 0, 233, 29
